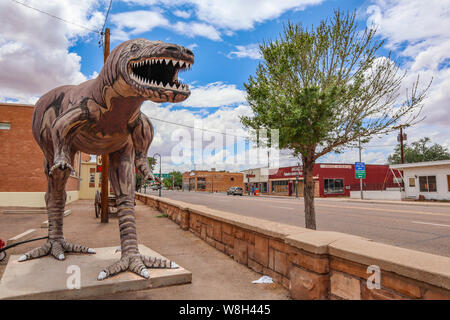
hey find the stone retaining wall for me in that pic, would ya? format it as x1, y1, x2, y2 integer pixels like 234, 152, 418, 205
136, 193, 450, 300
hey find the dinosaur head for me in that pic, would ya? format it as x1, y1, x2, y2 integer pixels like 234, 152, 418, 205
108, 38, 194, 103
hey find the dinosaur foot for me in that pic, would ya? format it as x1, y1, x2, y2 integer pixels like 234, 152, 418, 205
49, 159, 75, 176
97, 253, 179, 281
18, 239, 96, 262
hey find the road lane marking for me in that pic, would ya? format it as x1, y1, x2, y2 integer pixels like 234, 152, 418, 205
316, 203, 450, 217
411, 221, 450, 228
270, 206, 294, 210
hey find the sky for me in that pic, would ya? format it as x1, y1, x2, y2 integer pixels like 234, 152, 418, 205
1, 0, 449, 173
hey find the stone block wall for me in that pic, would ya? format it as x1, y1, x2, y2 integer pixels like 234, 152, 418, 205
136, 193, 450, 300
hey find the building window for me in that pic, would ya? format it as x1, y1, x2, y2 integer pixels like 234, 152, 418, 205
271, 180, 288, 193
0, 122, 11, 130
324, 178, 344, 194
409, 178, 415, 187
231, 177, 234, 181
419, 176, 437, 192
197, 177, 206, 191
261, 182, 267, 193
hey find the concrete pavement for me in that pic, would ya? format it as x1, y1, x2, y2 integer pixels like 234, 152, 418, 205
0, 200, 289, 299
143, 190, 450, 258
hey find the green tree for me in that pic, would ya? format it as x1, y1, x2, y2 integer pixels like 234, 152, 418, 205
388, 137, 450, 164
241, 10, 430, 229
162, 171, 182, 189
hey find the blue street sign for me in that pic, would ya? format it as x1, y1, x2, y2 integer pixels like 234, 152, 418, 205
355, 162, 365, 171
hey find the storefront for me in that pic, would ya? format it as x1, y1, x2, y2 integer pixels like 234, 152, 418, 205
182, 170, 244, 192
242, 167, 269, 194
268, 163, 394, 197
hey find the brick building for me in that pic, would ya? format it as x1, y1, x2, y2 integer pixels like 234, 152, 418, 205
182, 170, 244, 192
266, 163, 396, 198
0, 103, 89, 207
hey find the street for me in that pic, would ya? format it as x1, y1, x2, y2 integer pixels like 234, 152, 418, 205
142, 189, 450, 258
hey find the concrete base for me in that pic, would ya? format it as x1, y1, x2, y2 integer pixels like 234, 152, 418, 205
0, 245, 191, 300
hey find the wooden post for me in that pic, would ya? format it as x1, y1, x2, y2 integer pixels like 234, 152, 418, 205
100, 28, 110, 223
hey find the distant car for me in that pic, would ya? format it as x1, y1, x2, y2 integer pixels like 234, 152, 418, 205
227, 187, 243, 196
151, 184, 161, 190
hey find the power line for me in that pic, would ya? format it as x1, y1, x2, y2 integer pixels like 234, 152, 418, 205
10, 0, 100, 33
148, 116, 251, 140
99, 0, 113, 47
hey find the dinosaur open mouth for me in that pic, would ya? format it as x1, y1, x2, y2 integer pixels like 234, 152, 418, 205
128, 57, 192, 93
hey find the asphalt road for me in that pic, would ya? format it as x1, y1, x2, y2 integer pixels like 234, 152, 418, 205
143, 189, 450, 258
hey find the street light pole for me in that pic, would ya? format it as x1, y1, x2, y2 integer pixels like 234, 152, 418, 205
153, 153, 161, 197
359, 136, 363, 200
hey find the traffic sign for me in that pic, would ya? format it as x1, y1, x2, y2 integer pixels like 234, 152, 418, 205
355, 171, 366, 179
355, 162, 365, 171
154, 173, 171, 179
355, 162, 365, 179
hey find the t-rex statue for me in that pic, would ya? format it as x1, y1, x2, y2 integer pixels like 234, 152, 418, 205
22, 39, 194, 280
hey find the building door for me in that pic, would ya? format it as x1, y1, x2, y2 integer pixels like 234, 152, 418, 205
288, 181, 293, 196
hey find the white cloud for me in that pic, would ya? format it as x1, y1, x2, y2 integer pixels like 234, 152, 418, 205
189, 0, 323, 31
120, 0, 324, 37
173, 10, 192, 19
172, 21, 221, 41
366, 0, 450, 129
0, 0, 104, 102
110, 10, 169, 41
180, 82, 246, 107
227, 43, 261, 59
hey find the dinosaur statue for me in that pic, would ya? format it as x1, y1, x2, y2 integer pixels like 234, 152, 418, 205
22, 39, 194, 280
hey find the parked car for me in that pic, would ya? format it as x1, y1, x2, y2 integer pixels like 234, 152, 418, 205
151, 184, 161, 190
227, 187, 243, 196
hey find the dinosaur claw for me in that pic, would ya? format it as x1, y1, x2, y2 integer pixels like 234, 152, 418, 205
170, 261, 179, 269
141, 269, 150, 279
88, 248, 96, 254
97, 271, 108, 281
18, 255, 27, 262
58, 254, 65, 260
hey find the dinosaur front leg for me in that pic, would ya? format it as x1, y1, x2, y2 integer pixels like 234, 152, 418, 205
20, 157, 95, 262
130, 112, 156, 181
97, 142, 177, 281
49, 107, 87, 175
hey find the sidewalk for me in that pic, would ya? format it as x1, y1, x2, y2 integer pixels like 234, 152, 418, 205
0, 200, 289, 300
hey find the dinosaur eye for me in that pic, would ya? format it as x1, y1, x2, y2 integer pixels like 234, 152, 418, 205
131, 44, 139, 52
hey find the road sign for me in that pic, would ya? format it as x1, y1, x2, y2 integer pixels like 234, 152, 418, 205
355, 162, 365, 171
355, 171, 366, 179
355, 162, 365, 179
154, 173, 171, 179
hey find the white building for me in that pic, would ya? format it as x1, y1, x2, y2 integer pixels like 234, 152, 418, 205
390, 160, 450, 200
241, 167, 269, 194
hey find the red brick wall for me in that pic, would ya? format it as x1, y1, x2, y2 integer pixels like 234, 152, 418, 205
0, 103, 79, 192
137, 193, 450, 300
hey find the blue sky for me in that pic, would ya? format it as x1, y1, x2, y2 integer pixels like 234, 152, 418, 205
1, 0, 449, 173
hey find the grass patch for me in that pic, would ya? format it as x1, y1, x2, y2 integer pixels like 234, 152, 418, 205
155, 213, 169, 218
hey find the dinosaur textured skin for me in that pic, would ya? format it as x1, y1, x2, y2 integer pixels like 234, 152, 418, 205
23, 39, 194, 280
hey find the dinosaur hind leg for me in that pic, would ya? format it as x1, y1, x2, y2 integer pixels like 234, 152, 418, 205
19, 154, 96, 262
97, 143, 177, 281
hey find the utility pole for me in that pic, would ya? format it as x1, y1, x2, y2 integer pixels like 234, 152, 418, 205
100, 28, 110, 223
153, 153, 162, 197
400, 126, 405, 164
358, 136, 363, 200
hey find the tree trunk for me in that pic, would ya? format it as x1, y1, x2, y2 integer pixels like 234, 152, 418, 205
302, 155, 317, 230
